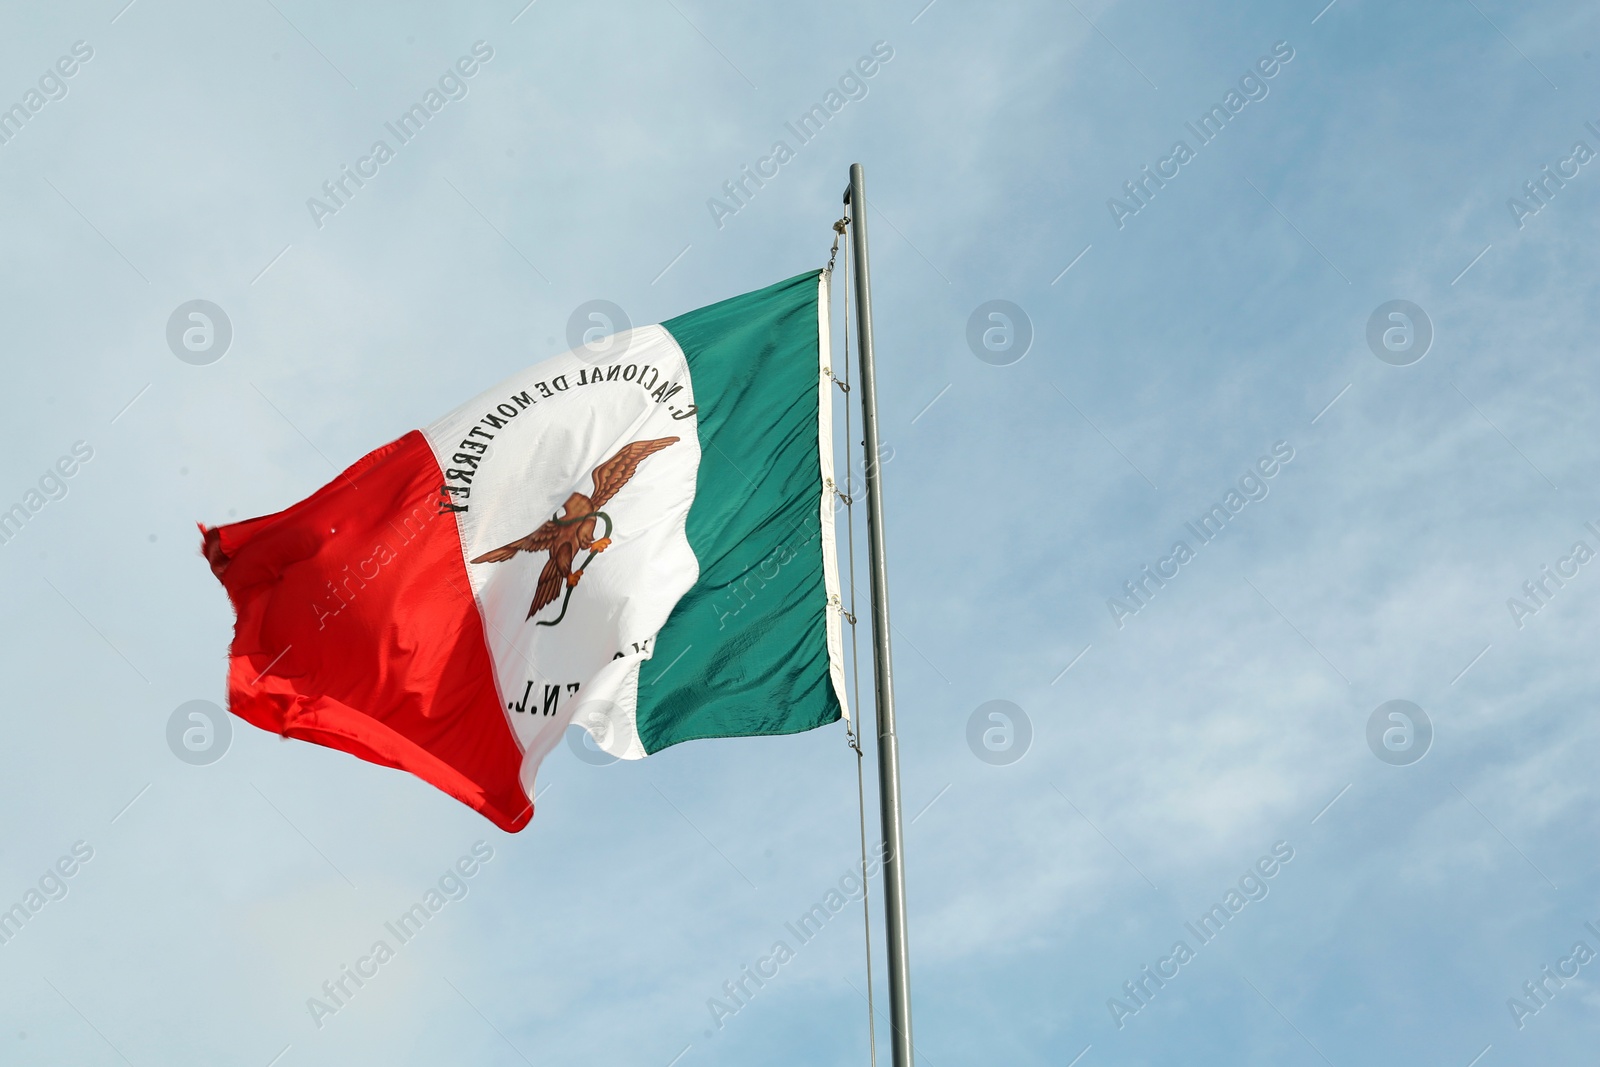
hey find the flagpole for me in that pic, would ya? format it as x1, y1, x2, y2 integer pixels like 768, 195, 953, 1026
844, 162, 915, 1067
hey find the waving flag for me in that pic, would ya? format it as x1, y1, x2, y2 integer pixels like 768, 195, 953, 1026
202, 271, 847, 830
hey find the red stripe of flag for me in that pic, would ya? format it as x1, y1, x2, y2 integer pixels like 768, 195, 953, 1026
201, 430, 530, 831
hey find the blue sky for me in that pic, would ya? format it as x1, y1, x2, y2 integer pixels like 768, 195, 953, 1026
2, 0, 1599, 1064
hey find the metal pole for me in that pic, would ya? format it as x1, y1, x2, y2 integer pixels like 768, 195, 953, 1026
844, 162, 915, 1067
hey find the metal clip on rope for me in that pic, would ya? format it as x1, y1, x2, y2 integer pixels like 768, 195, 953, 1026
826, 215, 851, 273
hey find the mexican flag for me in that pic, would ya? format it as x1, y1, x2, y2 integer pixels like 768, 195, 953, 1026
202, 271, 848, 831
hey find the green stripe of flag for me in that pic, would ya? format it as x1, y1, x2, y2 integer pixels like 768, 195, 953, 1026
636, 269, 843, 752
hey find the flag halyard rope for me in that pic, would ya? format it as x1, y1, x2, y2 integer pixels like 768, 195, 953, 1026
829, 214, 878, 1067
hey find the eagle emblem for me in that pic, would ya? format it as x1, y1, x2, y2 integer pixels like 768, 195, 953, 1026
470, 436, 679, 625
